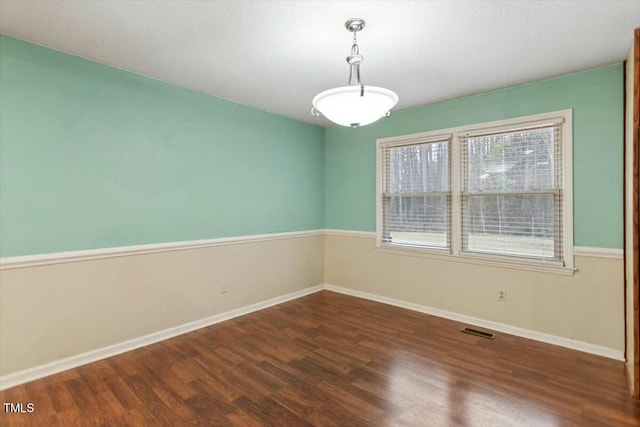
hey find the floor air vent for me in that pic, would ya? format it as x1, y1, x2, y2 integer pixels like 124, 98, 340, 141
461, 327, 495, 339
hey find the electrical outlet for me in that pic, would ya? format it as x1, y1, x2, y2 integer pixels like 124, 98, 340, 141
221, 281, 229, 294
498, 290, 507, 302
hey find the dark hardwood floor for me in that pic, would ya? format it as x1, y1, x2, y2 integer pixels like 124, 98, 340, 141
1, 290, 639, 426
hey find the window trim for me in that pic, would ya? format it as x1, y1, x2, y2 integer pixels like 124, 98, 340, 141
376, 109, 574, 274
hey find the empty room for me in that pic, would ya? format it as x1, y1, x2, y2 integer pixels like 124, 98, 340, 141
1, 1, 640, 425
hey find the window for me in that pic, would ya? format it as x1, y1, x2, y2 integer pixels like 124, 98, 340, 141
377, 110, 573, 272
380, 137, 451, 249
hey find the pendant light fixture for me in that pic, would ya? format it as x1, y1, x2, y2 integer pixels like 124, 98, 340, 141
311, 18, 398, 128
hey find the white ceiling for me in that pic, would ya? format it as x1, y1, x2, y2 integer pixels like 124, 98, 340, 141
1, 1, 639, 126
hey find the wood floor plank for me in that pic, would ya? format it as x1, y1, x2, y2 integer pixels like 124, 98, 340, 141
1, 290, 639, 426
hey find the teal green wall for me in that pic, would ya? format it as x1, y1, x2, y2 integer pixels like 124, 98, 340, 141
0, 36, 325, 257
0, 35, 625, 256
325, 65, 624, 249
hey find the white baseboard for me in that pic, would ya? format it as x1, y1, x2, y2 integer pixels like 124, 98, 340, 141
324, 284, 624, 361
0, 285, 325, 391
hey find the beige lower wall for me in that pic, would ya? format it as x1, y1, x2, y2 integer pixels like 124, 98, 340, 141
0, 234, 324, 376
325, 234, 624, 352
0, 231, 624, 378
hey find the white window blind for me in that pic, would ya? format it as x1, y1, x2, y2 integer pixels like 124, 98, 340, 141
376, 111, 572, 272
460, 123, 563, 261
381, 139, 451, 249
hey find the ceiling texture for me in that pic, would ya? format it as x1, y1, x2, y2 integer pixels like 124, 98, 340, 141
1, 1, 639, 126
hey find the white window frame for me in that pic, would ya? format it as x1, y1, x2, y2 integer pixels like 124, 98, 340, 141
376, 109, 574, 275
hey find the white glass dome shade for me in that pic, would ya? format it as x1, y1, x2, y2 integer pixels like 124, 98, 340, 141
312, 86, 398, 128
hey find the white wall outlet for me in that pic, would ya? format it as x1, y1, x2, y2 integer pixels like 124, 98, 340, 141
221, 281, 229, 294
498, 290, 507, 302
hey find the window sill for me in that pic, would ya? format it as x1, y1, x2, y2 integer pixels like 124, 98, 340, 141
376, 244, 576, 276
